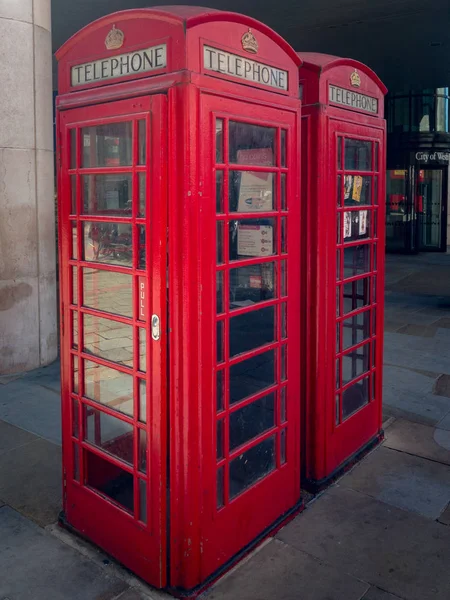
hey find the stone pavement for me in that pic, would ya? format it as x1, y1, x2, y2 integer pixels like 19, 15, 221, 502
1, 252, 450, 600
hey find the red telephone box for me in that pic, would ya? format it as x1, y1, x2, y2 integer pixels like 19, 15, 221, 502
298, 54, 387, 490
56, 7, 302, 592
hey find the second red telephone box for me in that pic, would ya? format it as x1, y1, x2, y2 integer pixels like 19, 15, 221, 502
56, 6, 302, 593
298, 53, 387, 490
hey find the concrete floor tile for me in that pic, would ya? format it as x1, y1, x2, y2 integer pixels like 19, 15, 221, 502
383, 366, 435, 395
277, 486, 450, 600
384, 419, 450, 466
436, 411, 450, 431
396, 324, 438, 338
0, 506, 129, 600
340, 446, 450, 519
0, 438, 62, 526
382, 388, 450, 426
362, 588, 405, 600
0, 419, 38, 454
205, 538, 369, 600
437, 503, 450, 525
384, 320, 406, 333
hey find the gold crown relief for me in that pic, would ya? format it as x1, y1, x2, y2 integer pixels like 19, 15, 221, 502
105, 25, 124, 50
241, 29, 258, 54
350, 69, 361, 87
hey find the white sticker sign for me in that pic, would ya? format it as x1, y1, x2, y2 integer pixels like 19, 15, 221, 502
329, 84, 378, 114
203, 46, 288, 91
71, 44, 167, 86
237, 224, 273, 257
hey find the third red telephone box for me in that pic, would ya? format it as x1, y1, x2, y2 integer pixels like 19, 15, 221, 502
298, 54, 387, 490
56, 7, 302, 593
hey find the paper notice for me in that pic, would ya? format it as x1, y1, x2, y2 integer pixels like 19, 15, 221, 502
237, 224, 273, 257
352, 176, 363, 202
359, 210, 368, 235
344, 212, 352, 239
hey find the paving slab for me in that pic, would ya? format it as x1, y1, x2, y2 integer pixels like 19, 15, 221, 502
382, 388, 450, 427
277, 486, 450, 600
396, 324, 438, 337
383, 365, 436, 395
438, 503, 450, 525
0, 419, 38, 454
0, 506, 129, 600
0, 379, 61, 444
21, 360, 61, 394
436, 411, 450, 431
340, 446, 450, 519
204, 538, 369, 600
362, 588, 405, 600
433, 374, 450, 397
384, 419, 450, 466
0, 437, 62, 526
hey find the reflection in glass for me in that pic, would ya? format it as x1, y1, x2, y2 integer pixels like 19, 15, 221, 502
139, 428, 147, 473
217, 221, 224, 264
72, 268, 78, 304
86, 451, 134, 512
229, 435, 275, 499
230, 350, 275, 405
280, 428, 286, 464
229, 219, 275, 260
72, 311, 78, 349
336, 249, 341, 281
82, 222, 132, 267
343, 210, 371, 242
71, 176, 77, 214
344, 244, 370, 278
85, 406, 133, 464
84, 360, 134, 417
73, 443, 79, 481
281, 260, 287, 297
72, 222, 78, 259
343, 277, 370, 315
82, 122, 132, 168
216, 119, 223, 163
281, 217, 287, 253
342, 310, 371, 350
217, 466, 225, 508
337, 174, 342, 207
217, 271, 224, 314
281, 345, 287, 381
344, 139, 372, 171
336, 358, 340, 389
281, 303, 287, 339
73, 356, 79, 393
217, 369, 224, 412
82, 174, 132, 216
83, 314, 133, 366
336, 322, 340, 353
229, 171, 274, 212
281, 173, 287, 211
138, 226, 146, 269
217, 419, 224, 460
139, 328, 146, 372
337, 137, 342, 170
280, 130, 286, 167
337, 213, 341, 244
342, 343, 370, 385
138, 173, 146, 217
72, 398, 79, 437
139, 479, 147, 523
139, 379, 146, 423
230, 306, 275, 357
138, 120, 146, 165
216, 171, 224, 213
342, 377, 369, 420
372, 339, 376, 368
70, 129, 77, 169
229, 122, 275, 165
280, 387, 286, 422
229, 392, 275, 451
217, 321, 224, 363
229, 263, 275, 308
83, 268, 133, 318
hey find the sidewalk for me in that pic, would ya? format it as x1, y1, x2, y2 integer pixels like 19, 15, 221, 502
1, 253, 450, 600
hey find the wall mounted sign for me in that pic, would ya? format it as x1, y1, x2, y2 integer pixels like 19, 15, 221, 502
203, 46, 288, 91
71, 44, 167, 86
329, 84, 378, 114
415, 151, 450, 162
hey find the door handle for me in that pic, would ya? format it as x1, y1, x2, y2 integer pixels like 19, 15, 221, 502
151, 314, 161, 341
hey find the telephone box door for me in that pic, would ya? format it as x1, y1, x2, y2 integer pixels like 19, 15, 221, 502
199, 94, 301, 579
59, 95, 168, 587
332, 120, 384, 469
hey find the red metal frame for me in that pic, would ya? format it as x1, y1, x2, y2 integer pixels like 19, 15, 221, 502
298, 53, 387, 488
57, 7, 302, 593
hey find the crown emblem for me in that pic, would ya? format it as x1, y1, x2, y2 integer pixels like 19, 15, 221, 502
350, 69, 361, 87
105, 25, 124, 51
242, 29, 258, 54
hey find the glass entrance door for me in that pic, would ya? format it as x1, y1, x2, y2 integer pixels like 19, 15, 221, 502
59, 96, 168, 587
418, 169, 447, 251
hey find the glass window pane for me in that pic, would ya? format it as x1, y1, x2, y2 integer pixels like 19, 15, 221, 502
229, 435, 275, 499
281, 217, 287, 253
217, 321, 224, 363
71, 222, 78, 259
229, 171, 274, 212
342, 310, 371, 350
73, 443, 79, 481
281, 303, 287, 339
83, 268, 132, 318
281, 173, 287, 211
336, 249, 341, 281
344, 244, 371, 278
72, 398, 79, 437
280, 387, 287, 423
83, 314, 133, 366
344, 139, 372, 171
85, 406, 133, 465
336, 285, 341, 316
280, 130, 286, 167
138, 120, 146, 165
230, 263, 275, 309
82, 174, 132, 217
217, 419, 224, 460
229, 392, 275, 451
139, 428, 147, 473
138, 173, 146, 217
217, 369, 224, 412
82, 122, 132, 168
70, 129, 77, 169
343, 277, 370, 315
229, 122, 275, 165
344, 175, 371, 206
342, 377, 369, 420
86, 450, 134, 513
230, 218, 276, 260
139, 379, 146, 424
336, 322, 340, 353
217, 466, 225, 509
72, 311, 78, 349
216, 171, 224, 213
216, 119, 223, 163
280, 428, 286, 465
281, 345, 287, 381
84, 360, 133, 417
337, 137, 342, 170
138, 226, 146, 270
230, 306, 275, 358
230, 349, 275, 405
72, 267, 78, 304
217, 271, 224, 314
82, 222, 132, 267
139, 479, 147, 523
217, 221, 224, 265
281, 260, 287, 296
343, 344, 370, 385
73, 356, 79, 393
139, 328, 146, 372
343, 210, 371, 242
71, 176, 77, 214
